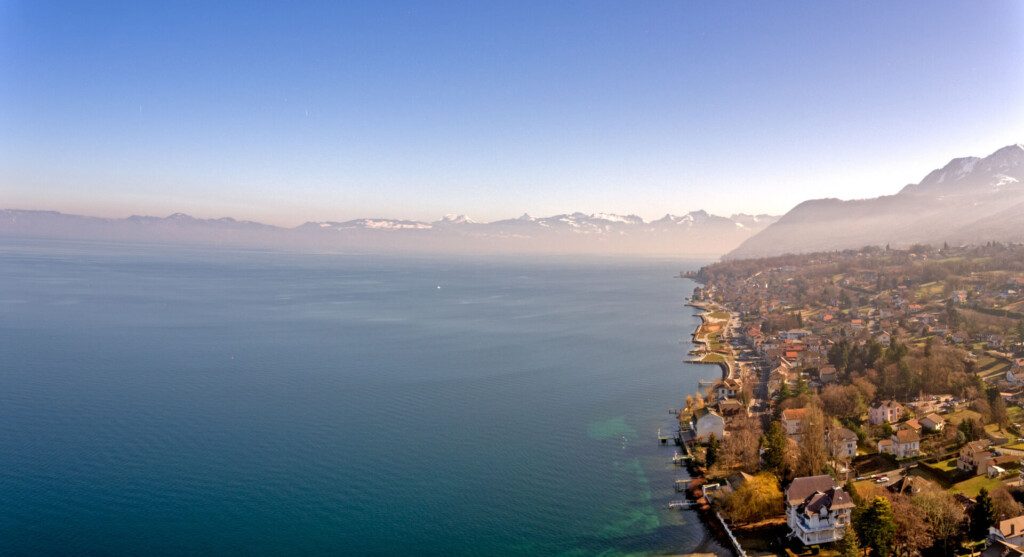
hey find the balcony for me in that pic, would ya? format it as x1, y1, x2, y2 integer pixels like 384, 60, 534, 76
794, 517, 846, 534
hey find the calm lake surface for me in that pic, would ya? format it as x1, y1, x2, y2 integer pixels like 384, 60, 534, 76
0, 239, 728, 556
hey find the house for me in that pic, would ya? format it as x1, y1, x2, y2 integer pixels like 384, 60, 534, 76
957, 440, 994, 474
780, 329, 811, 341
709, 378, 742, 402
785, 475, 854, 545
878, 429, 921, 459
1008, 359, 1024, 387
819, 365, 839, 385
984, 455, 1022, 478
920, 413, 946, 432
981, 539, 1024, 557
716, 397, 749, 415
990, 515, 1024, 547
781, 408, 808, 438
898, 419, 922, 433
887, 475, 937, 496
827, 427, 858, 460
691, 407, 726, 441
869, 400, 904, 425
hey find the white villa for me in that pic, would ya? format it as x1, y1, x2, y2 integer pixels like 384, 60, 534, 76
877, 429, 921, 459
691, 407, 725, 441
827, 427, 858, 460
920, 413, 946, 432
868, 400, 904, 425
785, 475, 854, 545
709, 378, 741, 403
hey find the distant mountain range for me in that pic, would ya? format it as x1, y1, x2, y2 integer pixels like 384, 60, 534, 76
8, 143, 1022, 259
726, 143, 1024, 260
0, 208, 778, 257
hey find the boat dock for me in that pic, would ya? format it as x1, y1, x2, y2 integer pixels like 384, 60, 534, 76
668, 500, 696, 510
657, 428, 681, 445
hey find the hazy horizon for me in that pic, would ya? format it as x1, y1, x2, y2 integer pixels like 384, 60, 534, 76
3, 1, 1023, 227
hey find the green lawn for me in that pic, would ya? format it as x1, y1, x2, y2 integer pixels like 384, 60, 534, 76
986, 423, 1018, 443
927, 458, 959, 473
946, 409, 983, 426
951, 475, 1005, 497
708, 311, 731, 320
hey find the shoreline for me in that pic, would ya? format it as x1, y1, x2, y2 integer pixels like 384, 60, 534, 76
684, 301, 735, 382
674, 295, 745, 557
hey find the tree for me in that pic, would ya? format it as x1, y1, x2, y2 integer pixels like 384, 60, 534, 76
959, 417, 986, 442
856, 496, 896, 557
796, 405, 828, 477
971, 488, 996, 540
716, 415, 761, 473
706, 434, 720, 469
991, 485, 1023, 521
829, 339, 851, 372
913, 487, 965, 556
881, 421, 894, 438
992, 395, 1009, 427
762, 421, 788, 475
776, 381, 792, 403
891, 494, 932, 557
821, 384, 865, 421
718, 473, 783, 524
852, 376, 877, 404
837, 526, 861, 557
885, 336, 908, 364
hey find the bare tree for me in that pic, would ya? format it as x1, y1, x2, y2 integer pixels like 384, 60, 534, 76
795, 404, 828, 477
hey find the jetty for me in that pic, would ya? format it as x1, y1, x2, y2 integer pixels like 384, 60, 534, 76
668, 500, 696, 510
657, 428, 682, 445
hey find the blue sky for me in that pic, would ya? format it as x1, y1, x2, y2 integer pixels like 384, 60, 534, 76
2, 1, 1023, 225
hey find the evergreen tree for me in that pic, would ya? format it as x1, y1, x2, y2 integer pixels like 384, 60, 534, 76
705, 434, 720, 469
775, 382, 792, 403
795, 376, 810, 396
959, 418, 985, 442
885, 336, 907, 364
971, 488, 996, 540
856, 496, 896, 557
837, 526, 861, 557
761, 421, 787, 475
844, 479, 862, 506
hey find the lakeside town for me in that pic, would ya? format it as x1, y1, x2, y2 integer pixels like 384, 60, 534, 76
675, 243, 1024, 557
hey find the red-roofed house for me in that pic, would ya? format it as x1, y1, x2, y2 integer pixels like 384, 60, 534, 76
878, 429, 921, 459
782, 408, 808, 439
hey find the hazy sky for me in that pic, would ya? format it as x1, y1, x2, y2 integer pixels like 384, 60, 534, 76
2, 1, 1023, 226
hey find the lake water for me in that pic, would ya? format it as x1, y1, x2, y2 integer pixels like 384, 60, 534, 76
0, 239, 728, 556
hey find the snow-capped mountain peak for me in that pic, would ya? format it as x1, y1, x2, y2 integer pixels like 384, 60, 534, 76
437, 214, 476, 224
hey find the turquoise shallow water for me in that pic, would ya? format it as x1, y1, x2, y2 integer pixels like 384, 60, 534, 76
0, 239, 728, 556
